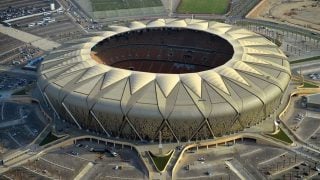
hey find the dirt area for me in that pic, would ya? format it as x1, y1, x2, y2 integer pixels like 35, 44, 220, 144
247, 0, 320, 32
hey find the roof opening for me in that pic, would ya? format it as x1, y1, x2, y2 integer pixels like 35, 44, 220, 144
91, 27, 234, 74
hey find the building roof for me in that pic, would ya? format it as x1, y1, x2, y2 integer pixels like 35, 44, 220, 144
38, 19, 291, 118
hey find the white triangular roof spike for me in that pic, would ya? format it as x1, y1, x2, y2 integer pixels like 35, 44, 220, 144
54, 56, 84, 67
219, 67, 249, 86
77, 65, 110, 83
239, 36, 275, 44
108, 25, 130, 33
66, 37, 91, 43
166, 19, 187, 27
229, 33, 256, 40
185, 19, 206, 24
63, 50, 80, 57
41, 56, 65, 65
243, 54, 288, 73
147, 19, 166, 27
180, 73, 202, 97
228, 28, 253, 35
63, 44, 83, 51
246, 45, 283, 55
247, 45, 281, 53
61, 61, 95, 76
80, 48, 91, 55
156, 74, 180, 97
129, 72, 156, 94
245, 47, 286, 58
101, 31, 117, 38
199, 71, 229, 95
238, 39, 274, 46
216, 28, 233, 35
89, 36, 105, 43
129, 21, 146, 29
82, 42, 96, 49
245, 47, 270, 55
187, 22, 208, 30
208, 21, 231, 28
41, 63, 75, 75
67, 42, 94, 50
233, 61, 262, 75
80, 54, 93, 61
164, 18, 177, 23
101, 69, 131, 89
242, 54, 270, 65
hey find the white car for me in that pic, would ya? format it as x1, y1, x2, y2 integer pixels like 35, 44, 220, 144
28, 23, 35, 27
111, 151, 118, 157
43, 17, 51, 21
43, 12, 51, 16
48, 18, 55, 23
295, 117, 301, 121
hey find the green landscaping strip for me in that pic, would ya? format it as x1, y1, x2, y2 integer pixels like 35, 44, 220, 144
177, 0, 230, 14
12, 88, 27, 95
290, 56, 320, 64
91, 0, 162, 11
39, 132, 61, 146
149, 150, 174, 172
303, 82, 319, 88
268, 128, 293, 144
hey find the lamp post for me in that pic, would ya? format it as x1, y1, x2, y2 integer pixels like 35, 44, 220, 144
159, 131, 163, 155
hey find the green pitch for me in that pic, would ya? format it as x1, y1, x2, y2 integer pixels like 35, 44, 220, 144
91, 0, 163, 11
177, 0, 230, 14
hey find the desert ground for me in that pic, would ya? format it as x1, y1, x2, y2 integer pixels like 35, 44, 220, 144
247, 0, 320, 32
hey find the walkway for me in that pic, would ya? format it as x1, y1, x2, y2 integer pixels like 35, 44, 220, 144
0, 25, 61, 51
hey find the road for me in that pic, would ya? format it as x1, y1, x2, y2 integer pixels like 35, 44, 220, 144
237, 19, 320, 41
225, 160, 255, 180
0, 65, 37, 77
1, 102, 4, 121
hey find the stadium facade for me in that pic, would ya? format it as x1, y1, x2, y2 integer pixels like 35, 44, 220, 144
38, 19, 291, 142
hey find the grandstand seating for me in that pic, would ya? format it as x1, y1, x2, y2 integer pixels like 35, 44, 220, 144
93, 28, 234, 73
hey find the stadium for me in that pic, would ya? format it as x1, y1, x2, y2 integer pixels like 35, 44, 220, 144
38, 19, 291, 142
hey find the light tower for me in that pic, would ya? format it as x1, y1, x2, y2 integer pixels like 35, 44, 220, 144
50, 0, 55, 11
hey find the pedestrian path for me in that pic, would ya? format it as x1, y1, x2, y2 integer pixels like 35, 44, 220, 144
0, 24, 60, 51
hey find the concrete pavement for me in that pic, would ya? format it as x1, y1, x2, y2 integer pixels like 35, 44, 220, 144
0, 24, 60, 51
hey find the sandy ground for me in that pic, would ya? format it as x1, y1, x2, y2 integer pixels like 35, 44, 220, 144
247, 0, 320, 32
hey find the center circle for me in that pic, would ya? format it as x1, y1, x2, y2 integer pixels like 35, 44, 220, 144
91, 27, 234, 74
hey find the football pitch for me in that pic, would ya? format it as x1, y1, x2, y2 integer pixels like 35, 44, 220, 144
177, 0, 230, 14
91, 0, 163, 11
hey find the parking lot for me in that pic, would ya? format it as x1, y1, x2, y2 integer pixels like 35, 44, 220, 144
4, 139, 147, 179
1, 166, 51, 180
0, 0, 56, 22
0, 45, 43, 66
176, 145, 241, 179
307, 72, 320, 81
0, 72, 34, 93
0, 102, 46, 157
308, 128, 320, 147
271, 157, 320, 179
70, 140, 147, 179
174, 140, 320, 179
0, 0, 86, 43
0, 33, 25, 55
281, 96, 320, 141
11, 12, 85, 42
